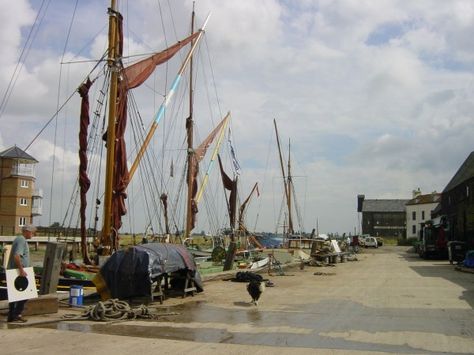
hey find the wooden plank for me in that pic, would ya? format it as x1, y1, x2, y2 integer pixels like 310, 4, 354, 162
23, 294, 59, 315
40, 242, 66, 295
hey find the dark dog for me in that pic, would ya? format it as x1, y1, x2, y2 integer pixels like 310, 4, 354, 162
247, 279, 265, 306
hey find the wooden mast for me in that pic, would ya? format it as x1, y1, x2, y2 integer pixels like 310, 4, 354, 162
273, 119, 293, 236
287, 138, 294, 234
101, 0, 120, 255
185, 4, 195, 240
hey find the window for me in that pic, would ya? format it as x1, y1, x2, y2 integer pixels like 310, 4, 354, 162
422, 211, 425, 220
19, 198, 27, 206
20, 180, 29, 188
19, 217, 26, 226
412, 211, 416, 221
412, 225, 416, 234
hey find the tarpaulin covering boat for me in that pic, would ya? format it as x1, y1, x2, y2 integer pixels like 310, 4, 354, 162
94, 243, 203, 300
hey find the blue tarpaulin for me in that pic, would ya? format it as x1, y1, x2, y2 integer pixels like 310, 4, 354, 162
463, 250, 474, 268
99, 243, 203, 299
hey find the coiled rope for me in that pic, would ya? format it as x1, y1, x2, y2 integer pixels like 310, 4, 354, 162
62, 299, 152, 322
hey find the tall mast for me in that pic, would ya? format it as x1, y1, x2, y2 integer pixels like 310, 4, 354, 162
287, 138, 294, 234
273, 119, 293, 235
101, 0, 120, 254
185, 4, 195, 239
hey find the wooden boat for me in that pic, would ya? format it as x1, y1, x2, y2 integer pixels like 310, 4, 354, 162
10, 2, 251, 296
249, 256, 270, 270
45, 1, 238, 268
273, 119, 314, 252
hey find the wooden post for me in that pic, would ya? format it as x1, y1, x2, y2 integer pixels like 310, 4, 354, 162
39, 242, 65, 295
223, 241, 236, 271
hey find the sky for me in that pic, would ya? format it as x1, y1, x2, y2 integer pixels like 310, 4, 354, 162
0, 0, 473, 235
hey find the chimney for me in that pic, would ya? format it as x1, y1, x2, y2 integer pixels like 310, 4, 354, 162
357, 194, 365, 212
412, 188, 421, 198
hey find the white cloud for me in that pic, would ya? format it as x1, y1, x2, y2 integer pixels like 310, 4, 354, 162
0, 0, 35, 67
402, 28, 446, 54
453, 1, 474, 27
0, 0, 473, 234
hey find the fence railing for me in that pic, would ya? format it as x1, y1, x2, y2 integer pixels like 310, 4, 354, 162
11, 164, 36, 178
0, 226, 15, 236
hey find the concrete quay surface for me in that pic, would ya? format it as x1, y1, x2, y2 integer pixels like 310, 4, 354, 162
1, 246, 473, 354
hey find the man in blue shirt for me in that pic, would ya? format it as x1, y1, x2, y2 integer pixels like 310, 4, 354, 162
7, 224, 36, 323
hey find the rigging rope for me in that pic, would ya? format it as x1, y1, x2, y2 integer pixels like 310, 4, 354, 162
24, 52, 107, 152
204, 36, 223, 119
61, 69, 109, 233
62, 25, 108, 64
253, 129, 274, 232
276, 185, 286, 234
291, 179, 303, 232
125, 83, 191, 235
62, 299, 153, 321
166, 0, 180, 44
49, 0, 79, 227
57, 4, 226, 239
0, 0, 51, 120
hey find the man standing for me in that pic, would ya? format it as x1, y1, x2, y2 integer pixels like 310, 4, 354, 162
7, 224, 36, 323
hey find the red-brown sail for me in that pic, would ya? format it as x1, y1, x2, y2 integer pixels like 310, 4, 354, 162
188, 116, 229, 229
122, 32, 199, 90
108, 31, 201, 239
78, 78, 92, 264
238, 182, 259, 233
160, 193, 170, 235
218, 154, 237, 228
218, 153, 238, 271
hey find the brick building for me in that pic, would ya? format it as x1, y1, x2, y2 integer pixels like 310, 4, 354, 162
0, 146, 42, 235
357, 194, 409, 238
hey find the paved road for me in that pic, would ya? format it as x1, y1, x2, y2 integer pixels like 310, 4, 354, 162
1, 246, 474, 354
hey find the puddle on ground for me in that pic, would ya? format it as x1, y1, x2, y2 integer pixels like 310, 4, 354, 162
33, 299, 472, 354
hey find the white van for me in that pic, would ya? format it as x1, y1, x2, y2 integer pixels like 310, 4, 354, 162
364, 237, 378, 248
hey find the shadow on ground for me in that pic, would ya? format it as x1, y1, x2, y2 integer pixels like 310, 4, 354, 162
396, 249, 474, 309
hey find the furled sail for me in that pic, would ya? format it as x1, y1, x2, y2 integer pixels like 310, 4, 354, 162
160, 193, 170, 235
188, 115, 229, 229
238, 182, 259, 233
78, 78, 92, 264
218, 154, 237, 229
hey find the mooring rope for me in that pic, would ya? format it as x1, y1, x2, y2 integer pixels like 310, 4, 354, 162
62, 299, 152, 322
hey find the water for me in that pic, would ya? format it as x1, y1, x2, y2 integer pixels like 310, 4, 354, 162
254, 233, 283, 248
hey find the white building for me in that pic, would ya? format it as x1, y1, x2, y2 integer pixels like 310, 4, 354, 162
405, 189, 441, 239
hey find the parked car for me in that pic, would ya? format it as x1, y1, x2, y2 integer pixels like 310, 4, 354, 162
358, 235, 368, 247
364, 237, 378, 248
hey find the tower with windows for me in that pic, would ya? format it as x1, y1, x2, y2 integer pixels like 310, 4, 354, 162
0, 146, 42, 235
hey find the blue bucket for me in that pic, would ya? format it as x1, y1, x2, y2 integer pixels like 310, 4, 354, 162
69, 285, 83, 306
